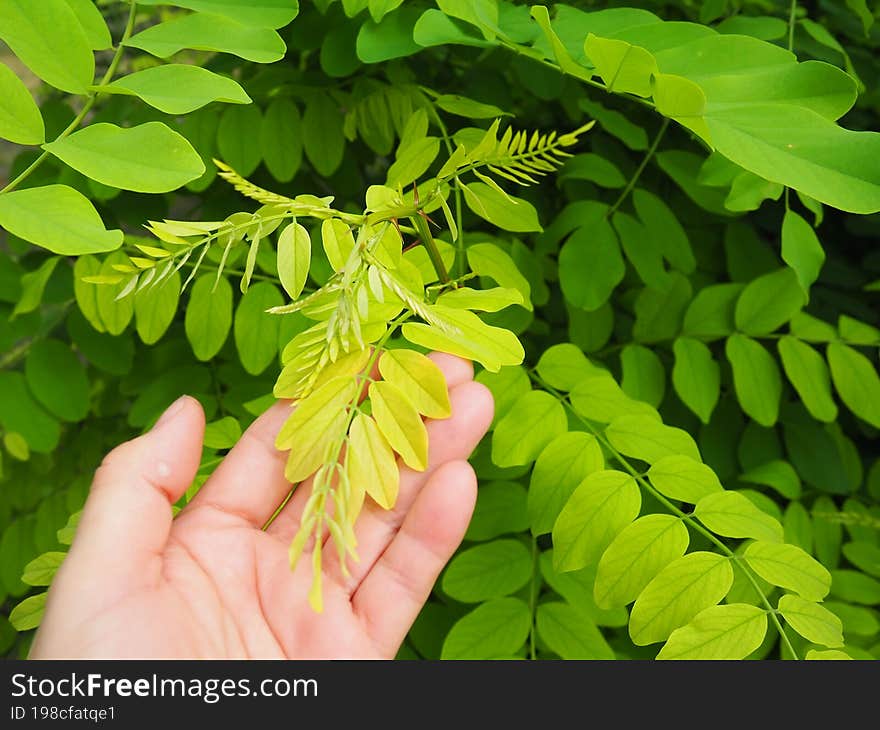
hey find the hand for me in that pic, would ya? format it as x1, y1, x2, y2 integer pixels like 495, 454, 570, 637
30, 354, 493, 658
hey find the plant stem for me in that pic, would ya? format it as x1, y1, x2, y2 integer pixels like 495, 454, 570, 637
426, 104, 466, 278
1, 0, 138, 194
411, 213, 450, 284
606, 117, 670, 218
529, 370, 800, 660
788, 0, 798, 53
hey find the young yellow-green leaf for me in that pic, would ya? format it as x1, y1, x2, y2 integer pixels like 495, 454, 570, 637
536, 602, 615, 660
620, 344, 665, 408
442, 539, 532, 603
348, 413, 398, 510
656, 603, 767, 660
778, 594, 844, 648
321, 218, 356, 273
44, 123, 205, 193
378, 349, 451, 419
570, 374, 659, 424
594, 515, 690, 610
528, 431, 604, 536
8, 591, 47, 631
744, 541, 832, 601
234, 282, 284, 375
203, 416, 242, 450
261, 98, 303, 182
474, 365, 530, 425
735, 267, 806, 335
584, 33, 658, 97
134, 271, 181, 345
605, 414, 701, 464
0, 185, 122, 255
647, 455, 723, 504
806, 649, 852, 660
440, 597, 531, 659
276, 376, 358, 482
491, 390, 567, 468
369, 380, 428, 471
0, 61, 44, 144
22, 551, 65, 586
629, 551, 734, 646
782, 209, 825, 293
0, 0, 93, 94
125, 12, 286, 62
462, 182, 542, 233
101, 64, 251, 115
466, 243, 531, 309
652, 72, 711, 142
4, 431, 29, 461
64, 0, 112, 49
535, 343, 604, 392
433, 93, 510, 119
276, 222, 311, 300
826, 342, 880, 429
552, 470, 641, 572
24, 339, 89, 423
726, 334, 782, 427
435, 286, 524, 312
73, 255, 104, 332
401, 306, 524, 373
95, 252, 134, 336
539, 553, 629, 629
185, 274, 233, 361
136, 0, 300, 28
694, 491, 784, 543
387, 136, 441, 188
777, 336, 838, 422
672, 337, 720, 424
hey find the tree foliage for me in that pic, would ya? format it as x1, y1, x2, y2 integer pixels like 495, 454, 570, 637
1, 0, 879, 660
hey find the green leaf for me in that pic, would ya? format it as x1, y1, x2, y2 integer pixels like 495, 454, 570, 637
369, 380, 428, 471
594, 515, 690, 610
826, 342, 880, 429
777, 336, 838, 423
0, 185, 122, 255
735, 267, 806, 335
491, 390, 567, 468
276, 223, 311, 301
632, 188, 695, 274
434, 94, 509, 119
22, 551, 65, 586
682, 283, 743, 340
44, 122, 205, 193
0, 61, 44, 144
101, 64, 251, 115
378, 349, 451, 419
9, 591, 47, 631
387, 136, 441, 188
261, 98, 303, 183
134, 271, 181, 345
672, 337, 720, 424
436, 287, 523, 313
842, 542, 880, 578
629, 551, 734, 646
845, 0, 874, 33
536, 602, 615, 660
740, 460, 802, 500
203, 416, 242, 450
584, 33, 657, 97
632, 273, 692, 344
0, 0, 93, 94
463, 182, 542, 233
217, 104, 263, 177
528, 431, 604, 536
559, 153, 626, 188
136, 0, 300, 28
656, 603, 767, 660
94, 252, 134, 336
441, 597, 531, 659
725, 334, 782, 427
535, 343, 602, 392
442, 539, 532, 603
778, 594, 844, 648
694, 490, 784, 543
806, 649, 852, 660
475, 366, 530, 425
24, 339, 89, 422
605, 415, 701, 464
647, 455, 723, 504
558, 220, 624, 311
356, 6, 422, 62
0, 372, 60, 453
781, 209, 824, 294
828, 569, 880, 605
744, 541, 832, 601
125, 12, 286, 62
302, 94, 345, 177
11, 257, 60, 318
466, 481, 529, 542
466, 243, 531, 309
570, 373, 658, 424
620, 344, 665, 408
552, 469, 641, 572
185, 274, 233, 361
234, 282, 283, 375
401, 306, 524, 373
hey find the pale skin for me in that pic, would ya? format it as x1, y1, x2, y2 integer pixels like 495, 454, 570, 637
30, 354, 493, 659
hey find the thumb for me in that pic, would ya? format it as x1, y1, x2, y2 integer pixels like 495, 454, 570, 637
69, 396, 205, 582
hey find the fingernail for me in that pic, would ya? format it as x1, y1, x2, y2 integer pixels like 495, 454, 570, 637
154, 395, 189, 429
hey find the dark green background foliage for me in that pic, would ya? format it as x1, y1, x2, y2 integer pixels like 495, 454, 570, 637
1, 0, 879, 659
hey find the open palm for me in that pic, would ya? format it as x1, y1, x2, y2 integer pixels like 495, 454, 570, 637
31, 355, 492, 659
